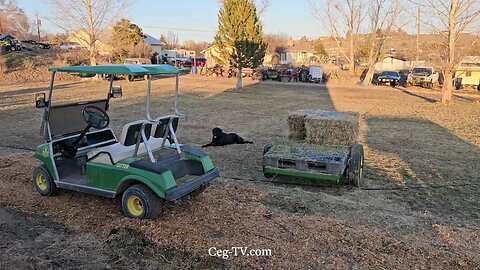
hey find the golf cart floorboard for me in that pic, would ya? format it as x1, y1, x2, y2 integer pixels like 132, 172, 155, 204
56, 159, 86, 185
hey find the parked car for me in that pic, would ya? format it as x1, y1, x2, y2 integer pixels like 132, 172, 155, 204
407, 66, 439, 88
376, 71, 401, 86
22, 40, 51, 49
123, 58, 152, 81
179, 58, 207, 68
60, 42, 84, 51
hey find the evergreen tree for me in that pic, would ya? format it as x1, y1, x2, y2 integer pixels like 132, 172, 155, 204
111, 19, 145, 63
214, 0, 267, 89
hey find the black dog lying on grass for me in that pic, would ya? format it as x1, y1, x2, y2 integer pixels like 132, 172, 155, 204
202, 127, 253, 147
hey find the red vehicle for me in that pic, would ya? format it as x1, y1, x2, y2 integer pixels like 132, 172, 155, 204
179, 58, 207, 68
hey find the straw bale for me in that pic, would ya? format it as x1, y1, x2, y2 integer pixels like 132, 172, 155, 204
304, 111, 359, 145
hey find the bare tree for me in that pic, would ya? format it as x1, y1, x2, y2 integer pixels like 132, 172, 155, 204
256, 0, 270, 16
0, 0, 29, 37
310, 0, 365, 75
48, 0, 129, 66
362, 0, 403, 85
421, 0, 480, 103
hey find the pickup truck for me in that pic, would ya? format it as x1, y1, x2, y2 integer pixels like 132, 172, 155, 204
407, 67, 439, 88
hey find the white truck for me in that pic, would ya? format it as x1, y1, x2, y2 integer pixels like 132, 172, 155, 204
308, 66, 324, 83
407, 66, 439, 89
161, 49, 189, 65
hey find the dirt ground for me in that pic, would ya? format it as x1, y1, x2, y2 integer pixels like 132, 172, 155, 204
0, 75, 479, 269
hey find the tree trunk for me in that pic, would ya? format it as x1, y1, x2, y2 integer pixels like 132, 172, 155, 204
86, 0, 97, 66
442, 70, 453, 103
236, 67, 243, 89
348, 34, 355, 75
441, 0, 457, 104
363, 67, 375, 86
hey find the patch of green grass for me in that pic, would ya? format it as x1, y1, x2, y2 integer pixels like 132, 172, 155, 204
4, 54, 32, 69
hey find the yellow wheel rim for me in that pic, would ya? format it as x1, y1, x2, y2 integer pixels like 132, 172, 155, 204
36, 173, 48, 191
127, 195, 144, 217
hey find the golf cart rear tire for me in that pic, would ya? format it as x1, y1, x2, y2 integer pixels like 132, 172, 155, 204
348, 144, 364, 188
33, 165, 58, 196
122, 184, 163, 219
189, 185, 207, 198
127, 75, 134, 82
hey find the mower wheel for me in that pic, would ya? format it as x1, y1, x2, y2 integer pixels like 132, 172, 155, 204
122, 184, 163, 219
33, 165, 58, 196
263, 145, 272, 155
263, 167, 274, 178
348, 144, 364, 187
262, 145, 273, 178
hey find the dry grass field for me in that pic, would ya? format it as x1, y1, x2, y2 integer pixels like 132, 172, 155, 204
0, 75, 479, 269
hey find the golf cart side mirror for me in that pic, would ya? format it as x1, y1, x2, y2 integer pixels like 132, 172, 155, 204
35, 93, 47, 108
111, 85, 123, 98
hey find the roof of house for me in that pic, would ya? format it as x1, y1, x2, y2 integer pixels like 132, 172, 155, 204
144, 35, 164, 46
68, 30, 115, 53
0, 34, 15, 40
461, 56, 480, 64
279, 40, 315, 53
383, 55, 407, 61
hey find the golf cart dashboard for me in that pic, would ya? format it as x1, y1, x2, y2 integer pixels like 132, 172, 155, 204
52, 128, 116, 157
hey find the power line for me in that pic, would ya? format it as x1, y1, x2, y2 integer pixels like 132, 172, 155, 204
141, 25, 216, 33
140, 25, 319, 39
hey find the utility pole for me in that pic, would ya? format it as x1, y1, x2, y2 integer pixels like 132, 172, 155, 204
36, 11, 41, 42
416, 6, 420, 65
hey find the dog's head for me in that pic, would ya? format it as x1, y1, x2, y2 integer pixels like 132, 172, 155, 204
212, 127, 223, 139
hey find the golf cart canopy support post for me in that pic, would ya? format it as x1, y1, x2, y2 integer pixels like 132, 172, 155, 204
43, 64, 190, 159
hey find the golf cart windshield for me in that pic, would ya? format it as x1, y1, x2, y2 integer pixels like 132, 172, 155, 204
43, 65, 189, 140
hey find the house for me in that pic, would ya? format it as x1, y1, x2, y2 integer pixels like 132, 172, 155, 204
201, 45, 222, 67
374, 56, 411, 71
67, 30, 115, 55
279, 38, 318, 66
144, 35, 164, 55
455, 56, 480, 88
201, 45, 274, 68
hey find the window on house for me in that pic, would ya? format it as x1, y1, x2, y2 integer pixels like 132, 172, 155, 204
302, 52, 307, 60
466, 71, 472, 77
281, 53, 286, 61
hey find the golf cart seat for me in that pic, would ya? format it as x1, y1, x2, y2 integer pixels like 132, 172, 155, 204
87, 120, 169, 165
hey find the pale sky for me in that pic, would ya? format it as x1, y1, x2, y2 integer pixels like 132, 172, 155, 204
18, 0, 330, 42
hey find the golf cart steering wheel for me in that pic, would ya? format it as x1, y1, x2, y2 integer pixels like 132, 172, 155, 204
62, 106, 110, 158
82, 105, 110, 129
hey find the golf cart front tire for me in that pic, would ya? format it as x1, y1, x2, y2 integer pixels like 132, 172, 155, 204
33, 165, 59, 196
122, 184, 163, 219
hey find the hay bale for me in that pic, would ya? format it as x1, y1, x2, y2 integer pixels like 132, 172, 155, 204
288, 111, 307, 140
288, 109, 331, 140
304, 111, 359, 146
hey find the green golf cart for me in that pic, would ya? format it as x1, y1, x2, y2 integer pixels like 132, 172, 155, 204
33, 64, 219, 219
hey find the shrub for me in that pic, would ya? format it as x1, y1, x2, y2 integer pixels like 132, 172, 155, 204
128, 42, 153, 59
61, 51, 89, 66
23, 57, 35, 69
0, 56, 7, 73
